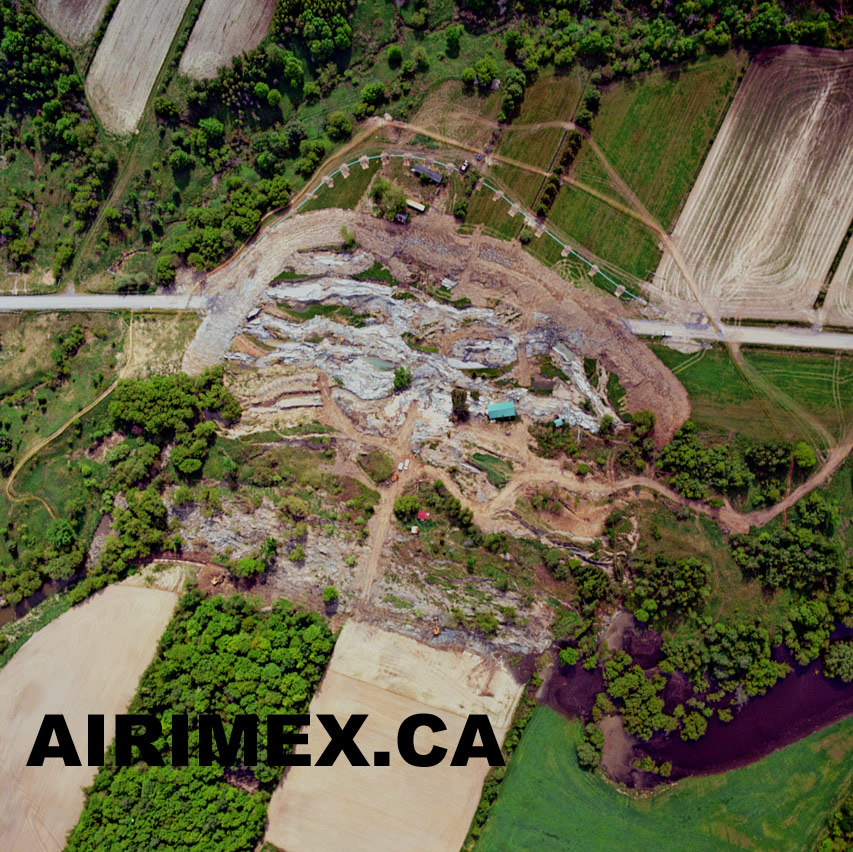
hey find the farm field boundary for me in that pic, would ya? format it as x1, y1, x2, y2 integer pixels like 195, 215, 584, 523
85, 0, 192, 134
34, 0, 111, 47
264, 620, 522, 852
179, 0, 276, 79
0, 584, 178, 852
474, 706, 853, 852
653, 46, 853, 320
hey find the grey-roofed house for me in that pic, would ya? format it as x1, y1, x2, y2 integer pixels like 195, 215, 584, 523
412, 163, 443, 183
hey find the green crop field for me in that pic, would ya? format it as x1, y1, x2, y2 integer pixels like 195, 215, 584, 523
743, 349, 853, 439
515, 67, 588, 124
496, 67, 587, 172
546, 52, 745, 285
548, 185, 660, 282
649, 343, 853, 441
488, 162, 543, 210
460, 183, 522, 241
475, 707, 853, 852
575, 51, 747, 229
498, 125, 564, 172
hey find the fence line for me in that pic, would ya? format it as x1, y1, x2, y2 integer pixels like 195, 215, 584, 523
287, 153, 663, 313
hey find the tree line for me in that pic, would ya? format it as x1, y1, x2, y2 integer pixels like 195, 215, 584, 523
66, 591, 335, 852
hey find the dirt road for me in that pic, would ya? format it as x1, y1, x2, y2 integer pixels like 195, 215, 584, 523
356, 402, 420, 601
4, 314, 136, 518
315, 373, 421, 601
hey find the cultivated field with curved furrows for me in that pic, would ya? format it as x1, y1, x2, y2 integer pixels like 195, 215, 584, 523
178, 0, 276, 80
85, 0, 191, 135
654, 46, 853, 321
823, 237, 853, 326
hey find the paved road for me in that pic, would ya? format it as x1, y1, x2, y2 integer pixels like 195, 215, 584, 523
5, 297, 853, 352
0, 295, 204, 312
626, 318, 853, 351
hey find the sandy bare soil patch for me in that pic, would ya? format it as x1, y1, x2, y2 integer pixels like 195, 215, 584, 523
0, 584, 177, 852
410, 81, 503, 151
179, 0, 276, 79
654, 46, 853, 320
264, 620, 522, 852
85, 0, 191, 134
35, 0, 111, 47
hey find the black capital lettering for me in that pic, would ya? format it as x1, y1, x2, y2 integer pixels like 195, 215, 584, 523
267, 714, 310, 766
27, 714, 81, 766
315, 714, 369, 766
450, 714, 504, 767
199, 715, 258, 767
87, 715, 104, 767
397, 713, 447, 767
115, 714, 164, 767
171, 714, 189, 767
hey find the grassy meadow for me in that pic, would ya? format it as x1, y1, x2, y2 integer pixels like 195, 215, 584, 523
547, 52, 746, 285
299, 156, 382, 212
470, 452, 513, 488
637, 503, 791, 639
474, 706, 853, 852
649, 343, 853, 442
459, 182, 523, 241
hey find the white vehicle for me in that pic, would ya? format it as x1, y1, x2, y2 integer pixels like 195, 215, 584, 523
404, 459, 410, 471
460, 160, 469, 173
397, 462, 404, 471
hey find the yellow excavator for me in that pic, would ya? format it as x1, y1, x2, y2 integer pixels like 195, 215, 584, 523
432, 617, 441, 636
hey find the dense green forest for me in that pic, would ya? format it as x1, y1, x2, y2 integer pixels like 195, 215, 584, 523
0, 363, 240, 607
819, 791, 853, 851
66, 591, 335, 852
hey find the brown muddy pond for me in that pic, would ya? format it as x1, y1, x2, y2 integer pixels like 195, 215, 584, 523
544, 622, 853, 786
644, 643, 853, 780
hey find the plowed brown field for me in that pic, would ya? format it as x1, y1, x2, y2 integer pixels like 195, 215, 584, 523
0, 584, 177, 852
85, 0, 191, 134
654, 46, 853, 321
824, 237, 853, 326
179, 0, 276, 80
263, 620, 522, 852
35, 0, 110, 46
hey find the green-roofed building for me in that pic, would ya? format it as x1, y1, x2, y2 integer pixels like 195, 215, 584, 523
487, 401, 516, 421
